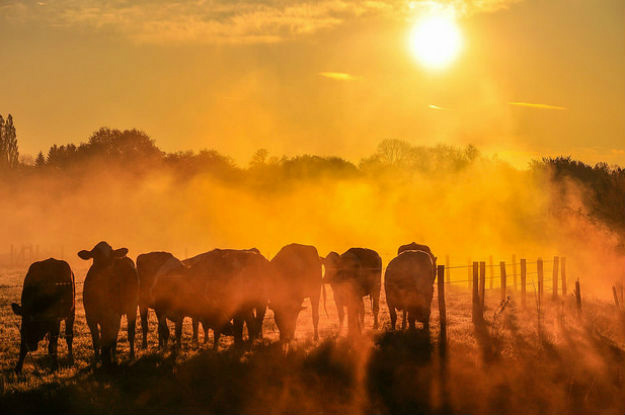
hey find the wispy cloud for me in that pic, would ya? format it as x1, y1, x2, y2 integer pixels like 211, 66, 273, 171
318, 72, 360, 81
428, 104, 449, 110
0, 0, 526, 44
509, 102, 567, 110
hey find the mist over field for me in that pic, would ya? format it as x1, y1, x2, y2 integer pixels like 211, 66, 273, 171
1, 129, 623, 298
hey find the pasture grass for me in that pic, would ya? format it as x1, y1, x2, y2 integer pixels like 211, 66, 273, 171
1, 266, 624, 413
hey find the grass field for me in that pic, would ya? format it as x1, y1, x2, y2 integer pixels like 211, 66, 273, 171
1, 264, 624, 414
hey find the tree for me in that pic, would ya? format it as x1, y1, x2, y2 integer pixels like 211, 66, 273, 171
0, 114, 19, 169
35, 151, 46, 167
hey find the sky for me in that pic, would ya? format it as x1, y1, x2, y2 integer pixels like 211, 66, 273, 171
0, 0, 623, 167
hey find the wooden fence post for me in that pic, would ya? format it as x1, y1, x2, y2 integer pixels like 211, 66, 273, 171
575, 279, 582, 313
537, 258, 544, 304
500, 261, 507, 301
512, 254, 518, 290
445, 255, 450, 283
520, 258, 527, 307
479, 261, 486, 310
489, 255, 494, 289
438, 265, 446, 332
613, 286, 621, 310
561, 257, 567, 296
467, 259, 472, 289
472, 262, 480, 323
552, 256, 560, 300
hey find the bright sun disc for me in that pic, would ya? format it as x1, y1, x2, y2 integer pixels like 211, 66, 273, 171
409, 14, 462, 70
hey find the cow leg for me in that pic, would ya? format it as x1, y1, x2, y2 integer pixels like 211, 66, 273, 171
389, 305, 397, 330
213, 330, 221, 351
127, 310, 137, 360
100, 317, 120, 367
191, 318, 199, 345
242, 309, 257, 342
402, 310, 407, 330
139, 305, 149, 349
311, 291, 320, 341
254, 304, 266, 340
86, 317, 100, 361
358, 297, 365, 331
372, 290, 380, 330
174, 317, 183, 350
334, 287, 345, 332
408, 312, 416, 330
203, 323, 209, 344
233, 316, 244, 346
48, 323, 60, 371
155, 310, 169, 349
15, 337, 27, 374
65, 312, 75, 365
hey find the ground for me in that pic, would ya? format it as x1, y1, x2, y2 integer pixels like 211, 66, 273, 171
1, 264, 624, 414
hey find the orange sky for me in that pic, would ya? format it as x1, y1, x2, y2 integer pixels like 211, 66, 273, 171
0, 0, 623, 167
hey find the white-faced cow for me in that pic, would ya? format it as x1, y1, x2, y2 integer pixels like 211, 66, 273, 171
11, 258, 75, 374
385, 248, 436, 331
78, 241, 138, 366
322, 248, 382, 335
270, 243, 323, 342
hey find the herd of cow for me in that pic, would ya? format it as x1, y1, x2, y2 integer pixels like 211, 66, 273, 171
9, 241, 437, 374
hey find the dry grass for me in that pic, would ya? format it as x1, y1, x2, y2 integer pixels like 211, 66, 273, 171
1, 266, 624, 414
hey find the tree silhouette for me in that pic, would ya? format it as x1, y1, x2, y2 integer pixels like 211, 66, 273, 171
35, 151, 46, 167
0, 114, 19, 170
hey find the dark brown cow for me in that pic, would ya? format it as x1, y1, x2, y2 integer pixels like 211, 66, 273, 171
323, 248, 382, 335
136, 251, 207, 347
11, 258, 75, 374
78, 241, 138, 366
150, 260, 233, 350
385, 250, 436, 331
398, 242, 433, 257
154, 248, 270, 348
270, 243, 323, 342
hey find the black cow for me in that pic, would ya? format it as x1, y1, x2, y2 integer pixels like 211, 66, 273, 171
78, 241, 138, 366
398, 242, 433, 257
323, 248, 381, 335
11, 258, 75, 374
270, 243, 323, 342
385, 249, 436, 331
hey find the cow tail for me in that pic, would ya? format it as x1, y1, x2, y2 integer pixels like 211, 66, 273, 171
322, 283, 328, 318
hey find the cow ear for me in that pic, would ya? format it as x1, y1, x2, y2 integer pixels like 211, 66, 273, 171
11, 303, 22, 316
78, 250, 93, 260
114, 248, 128, 257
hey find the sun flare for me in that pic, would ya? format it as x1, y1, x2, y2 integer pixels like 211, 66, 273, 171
409, 13, 462, 70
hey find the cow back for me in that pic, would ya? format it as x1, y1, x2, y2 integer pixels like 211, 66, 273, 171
21, 258, 74, 321
385, 250, 435, 306
271, 243, 322, 301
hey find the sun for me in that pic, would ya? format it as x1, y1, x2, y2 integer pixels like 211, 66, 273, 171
409, 13, 462, 70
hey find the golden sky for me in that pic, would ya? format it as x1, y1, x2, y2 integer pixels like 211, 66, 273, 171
0, 0, 623, 167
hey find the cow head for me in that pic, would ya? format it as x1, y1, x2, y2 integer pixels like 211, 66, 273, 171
11, 303, 49, 351
78, 241, 128, 266
270, 300, 306, 342
321, 251, 340, 283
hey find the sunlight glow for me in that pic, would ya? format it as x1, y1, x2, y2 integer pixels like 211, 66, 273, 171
409, 13, 462, 70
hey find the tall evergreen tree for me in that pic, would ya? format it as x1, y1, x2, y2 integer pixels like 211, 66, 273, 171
4, 114, 19, 168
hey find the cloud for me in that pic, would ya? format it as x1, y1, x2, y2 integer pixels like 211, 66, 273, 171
509, 102, 567, 110
318, 72, 360, 81
1, 0, 526, 44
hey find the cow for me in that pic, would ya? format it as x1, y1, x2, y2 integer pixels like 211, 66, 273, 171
149, 256, 233, 350
137, 251, 208, 348
11, 258, 75, 374
385, 249, 436, 331
269, 243, 323, 342
154, 248, 270, 348
78, 241, 138, 366
322, 248, 382, 335
398, 242, 433, 257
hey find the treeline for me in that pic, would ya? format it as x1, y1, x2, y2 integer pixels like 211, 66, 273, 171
2, 124, 624, 234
